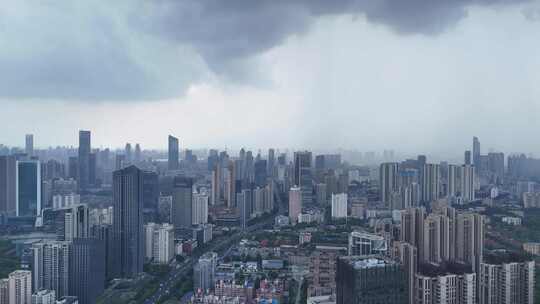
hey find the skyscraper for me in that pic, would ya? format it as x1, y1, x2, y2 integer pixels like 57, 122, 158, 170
456, 213, 484, 273
0, 279, 8, 304
16, 160, 41, 217
380, 162, 399, 206
69, 238, 105, 304
112, 166, 144, 278
124, 143, 132, 163
473, 137, 480, 170
288, 186, 302, 224
0, 155, 17, 215
460, 165, 475, 202
134, 144, 141, 163
464, 150, 472, 165
31, 289, 55, 304
172, 176, 193, 228
78, 130, 91, 190
31, 241, 71, 298
25, 134, 33, 157
168, 135, 179, 170
267, 148, 275, 177
294, 151, 313, 205
336, 256, 407, 304
192, 192, 209, 225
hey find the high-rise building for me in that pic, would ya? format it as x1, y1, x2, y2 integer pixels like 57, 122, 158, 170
331, 193, 347, 219
144, 223, 175, 264
294, 151, 313, 205
401, 207, 426, 262
393, 242, 417, 304
31, 289, 55, 304
380, 163, 399, 206
193, 252, 218, 293
25, 135, 33, 157
0, 279, 8, 304
348, 231, 387, 256
69, 238, 105, 304
0, 155, 17, 215
415, 264, 476, 304
267, 149, 275, 177
464, 150, 472, 165
78, 130, 91, 190
171, 176, 193, 228
456, 213, 484, 273
336, 256, 407, 304
487, 152, 504, 184
55, 204, 89, 241
134, 144, 141, 163
422, 164, 440, 203
473, 137, 481, 170
112, 166, 144, 278
124, 143, 132, 163
460, 165, 475, 202
315, 183, 327, 206
16, 160, 41, 217
31, 241, 71, 298
142, 171, 159, 211
479, 254, 535, 304
288, 186, 302, 224
8, 270, 32, 304
192, 192, 209, 225
168, 135, 179, 171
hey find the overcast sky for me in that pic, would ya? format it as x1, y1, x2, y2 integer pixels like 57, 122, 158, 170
1, 0, 540, 156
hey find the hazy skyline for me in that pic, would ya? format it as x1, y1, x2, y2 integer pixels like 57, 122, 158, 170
2, 1, 540, 155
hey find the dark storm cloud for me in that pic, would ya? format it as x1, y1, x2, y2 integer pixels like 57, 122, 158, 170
0, 0, 528, 101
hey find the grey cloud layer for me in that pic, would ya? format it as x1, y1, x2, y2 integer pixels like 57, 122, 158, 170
0, 0, 528, 101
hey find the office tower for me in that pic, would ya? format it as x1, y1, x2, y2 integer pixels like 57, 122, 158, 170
336, 256, 407, 304
456, 213, 484, 273
142, 171, 159, 211
31, 289, 55, 304
380, 163, 399, 206
288, 186, 302, 224
68, 238, 105, 304
8, 270, 32, 304
78, 130, 91, 190
25, 135, 33, 157
171, 176, 193, 228
193, 252, 218, 293
0, 279, 8, 304
30, 241, 70, 298
124, 143, 132, 163
473, 137, 480, 170
331, 193, 347, 219
294, 151, 313, 205
348, 231, 387, 256
67, 157, 78, 181
16, 160, 41, 217
422, 164, 440, 203
168, 135, 179, 170
192, 192, 208, 225
88, 152, 96, 187
134, 144, 141, 163
267, 149, 275, 177
0, 155, 17, 215
264, 181, 274, 212
401, 207, 426, 262
254, 159, 267, 187
112, 166, 144, 278
89, 224, 113, 280
315, 183, 327, 206
338, 173, 349, 194
253, 187, 264, 215
460, 165, 475, 202
464, 150, 472, 165
479, 258, 534, 304
393, 242, 417, 304
487, 152, 504, 184
207, 149, 219, 172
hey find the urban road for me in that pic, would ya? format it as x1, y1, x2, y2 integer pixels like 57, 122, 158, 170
143, 216, 277, 304
144, 191, 286, 304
